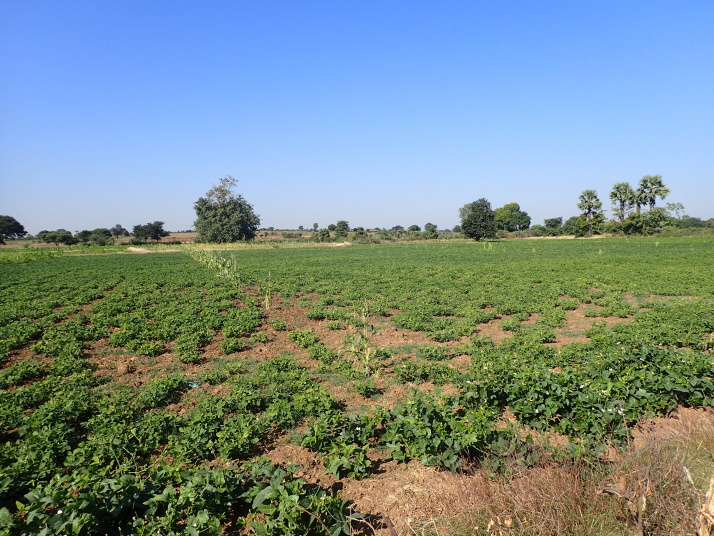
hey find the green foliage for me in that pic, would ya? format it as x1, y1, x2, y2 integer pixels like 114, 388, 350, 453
610, 181, 636, 223
0, 215, 27, 241
308, 343, 339, 365
622, 208, 672, 235
313, 228, 331, 242
460, 198, 496, 241
468, 345, 714, 447
383, 392, 500, 470
4, 460, 355, 535
132, 221, 169, 242
638, 174, 670, 211
0, 361, 46, 389
334, 220, 350, 241
251, 331, 269, 343
577, 190, 603, 236
494, 202, 531, 232
562, 215, 580, 235
194, 176, 260, 243
75, 228, 115, 246
0, 238, 713, 534
423, 222, 438, 239
500, 317, 521, 331
416, 344, 448, 360
288, 329, 319, 348
137, 375, 187, 408
544, 217, 563, 232
220, 337, 252, 354
223, 306, 263, 337
395, 361, 458, 384
353, 377, 381, 398
267, 318, 287, 331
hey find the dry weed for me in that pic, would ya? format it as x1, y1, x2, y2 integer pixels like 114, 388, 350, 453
410, 408, 714, 536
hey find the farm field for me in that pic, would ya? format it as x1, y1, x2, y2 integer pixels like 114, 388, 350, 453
1, 237, 713, 535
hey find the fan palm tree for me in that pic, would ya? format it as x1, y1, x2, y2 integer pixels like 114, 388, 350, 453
609, 182, 635, 224
637, 175, 670, 211
577, 189, 602, 236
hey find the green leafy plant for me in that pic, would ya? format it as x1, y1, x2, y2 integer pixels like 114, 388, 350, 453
267, 318, 286, 331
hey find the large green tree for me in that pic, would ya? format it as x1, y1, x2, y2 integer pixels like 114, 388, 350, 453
194, 177, 260, 242
424, 222, 438, 239
0, 215, 27, 243
133, 221, 169, 242
460, 198, 496, 241
110, 224, 129, 238
577, 190, 603, 236
334, 220, 350, 241
37, 230, 77, 245
494, 202, 531, 232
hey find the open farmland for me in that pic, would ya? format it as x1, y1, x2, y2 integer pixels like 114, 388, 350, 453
1, 237, 713, 535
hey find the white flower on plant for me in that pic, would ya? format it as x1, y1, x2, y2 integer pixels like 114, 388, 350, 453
57, 509, 63, 514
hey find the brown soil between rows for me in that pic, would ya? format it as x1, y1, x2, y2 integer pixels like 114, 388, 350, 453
266, 406, 714, 535
4, 292, 712, 535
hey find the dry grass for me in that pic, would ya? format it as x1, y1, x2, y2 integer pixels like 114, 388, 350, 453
408, 408, 714, 536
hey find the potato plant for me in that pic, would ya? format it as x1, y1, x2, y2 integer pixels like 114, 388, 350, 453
0, 237, 712, 533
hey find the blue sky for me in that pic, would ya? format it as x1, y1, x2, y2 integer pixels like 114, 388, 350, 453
2, 1, 712, 234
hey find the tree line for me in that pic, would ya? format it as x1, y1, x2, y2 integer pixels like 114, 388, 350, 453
459, 175, 710, 240
0, 221, 172, 246
2, 174, 711, 246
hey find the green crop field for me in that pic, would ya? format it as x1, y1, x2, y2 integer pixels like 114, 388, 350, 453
1, 237, 713, 535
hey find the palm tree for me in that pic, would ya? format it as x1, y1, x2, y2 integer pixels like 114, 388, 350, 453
577, 189, 603, 236
637, 175, 670, 211
609, 182, 635, 224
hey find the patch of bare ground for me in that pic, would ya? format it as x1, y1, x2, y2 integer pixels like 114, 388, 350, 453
91, 339, 182, 388
267, 444, 339, 489
448, 353, 471, 372
375, 383, 413, 411
339, 460, 489, 536
522, 312, 539, 326
473, 319, 511, 344
124, 247, 182, 254
372, 324, 434, 349
547, 307, 634, 347
2, 346, 47, 369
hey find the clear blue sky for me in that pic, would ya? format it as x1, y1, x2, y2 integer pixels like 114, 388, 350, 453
2, 1, 712, 234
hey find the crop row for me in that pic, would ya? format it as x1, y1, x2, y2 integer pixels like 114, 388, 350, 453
0, 238, 712, 534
